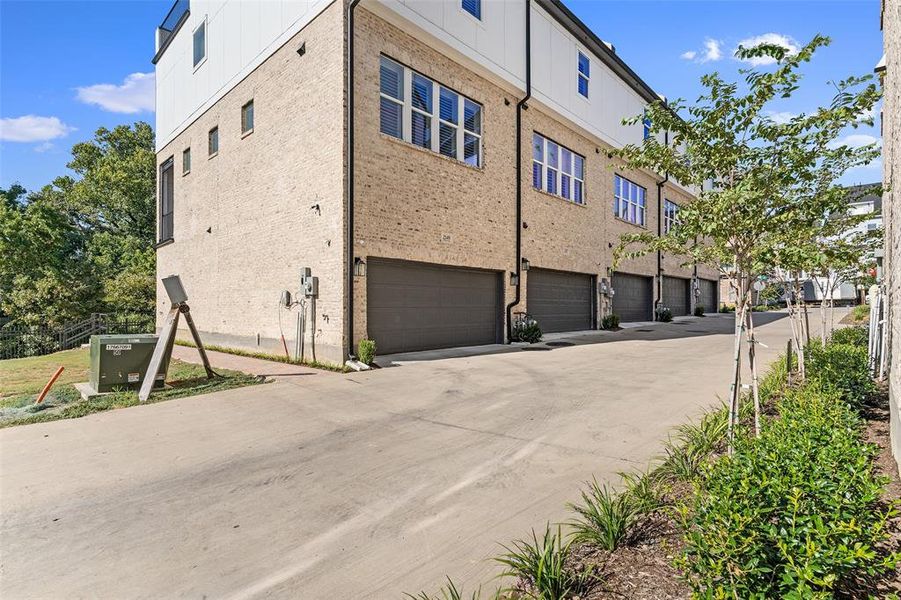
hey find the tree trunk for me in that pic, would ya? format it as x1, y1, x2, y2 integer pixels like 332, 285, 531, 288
727, 303, 744, 454
745, 304, 762, 436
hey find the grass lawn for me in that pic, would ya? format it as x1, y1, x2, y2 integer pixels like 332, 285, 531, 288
0, 348, 264, 428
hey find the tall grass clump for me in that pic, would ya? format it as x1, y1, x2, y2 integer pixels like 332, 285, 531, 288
496, 525, 593, 600
405, 577, 500, 600
568, 479, 639, 551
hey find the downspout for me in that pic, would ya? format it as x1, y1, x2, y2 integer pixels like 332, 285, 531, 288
505, 0, 532, 342
346, 0, 363, 359
656, 124, 669, 315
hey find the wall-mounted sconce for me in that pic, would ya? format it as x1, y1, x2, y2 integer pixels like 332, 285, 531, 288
353, 257, 366, 277
296, 42, 306, 56
510, 272, 520, 286
598, 278, 610, 295
521, 258, 530, 271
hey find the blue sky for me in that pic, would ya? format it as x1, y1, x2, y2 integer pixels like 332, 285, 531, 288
0, 0, 883, 192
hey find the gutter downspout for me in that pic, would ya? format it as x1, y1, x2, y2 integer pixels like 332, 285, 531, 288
505, 0, 532, 342
656, 125, 669, 316
346, 0, 363, 359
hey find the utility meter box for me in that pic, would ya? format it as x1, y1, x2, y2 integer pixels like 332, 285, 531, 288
89, 334, 168, 393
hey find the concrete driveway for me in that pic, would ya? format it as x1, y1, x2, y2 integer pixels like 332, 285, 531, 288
2, 312, 799, 599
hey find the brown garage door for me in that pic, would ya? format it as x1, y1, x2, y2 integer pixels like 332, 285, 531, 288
663, 276, 690, 316
699, 279, 718, 313
526, 268, 595, 333
367, 258, 502, 354
612, 272, 653, 322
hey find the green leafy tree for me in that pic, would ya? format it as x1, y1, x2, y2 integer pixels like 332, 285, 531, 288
0, 122, 156, 328
612, 36, 880, 446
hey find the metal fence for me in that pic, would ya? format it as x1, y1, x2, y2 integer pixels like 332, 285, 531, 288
0, 313, 155, 360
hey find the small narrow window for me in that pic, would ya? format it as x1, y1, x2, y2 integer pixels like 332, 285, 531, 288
379, 56, 404, 139
663, 199, 680, 234
463, 98, 481, 166
159, 158, 174, 242
193, 19, 206, 68
577, 52, 590, 98
411, 73, 433, 149
182, 148, 191, 175
208, 126, 219, 156
643, 114, 652, 140
241, 100, 254, 135
462, 0, 481, 20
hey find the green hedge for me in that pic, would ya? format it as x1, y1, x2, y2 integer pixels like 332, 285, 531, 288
830, 326, 868, 348
807, 340, 873, 407
681, 382, 896, 598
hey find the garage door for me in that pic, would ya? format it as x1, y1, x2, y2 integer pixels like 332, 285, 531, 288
699, 279, 718, 313
526, 268, 594, 333
612, 272, 653, 322
367, 259, 502, 354
663, 276, 690, 316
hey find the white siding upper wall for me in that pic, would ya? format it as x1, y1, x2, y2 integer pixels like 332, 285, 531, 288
374, 0, 659, 151
155, 0, 333, 150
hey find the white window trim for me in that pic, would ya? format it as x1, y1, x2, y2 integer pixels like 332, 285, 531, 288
381, 56, 482, 167
192, 16, 208, 72
663, 199, 680, 234
182, 147, 191, 175
614, 174, 647, 226
460, 0, 484, 25
577, 50, 590, 100
532, 132, 585, 205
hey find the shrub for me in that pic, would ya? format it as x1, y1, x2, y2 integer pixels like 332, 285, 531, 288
655, 306, 673, 322
719, 304, 736, 313
496, 524, 593, 600
807, 340, 874, 406
657, 439, 707, 481
850, 303, 870, 323
619, 468, 664, 512
693, 305, 705, 317
357, 339, 376, 365
752, 304, 770, 312
600, 314, 620, 330
511, 314, 543, 343
680, 383, 898, 598
831, 326, 868, 348
568, 478, 639, 551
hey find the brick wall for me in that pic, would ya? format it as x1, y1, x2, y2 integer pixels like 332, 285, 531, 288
155, 2, 347, 365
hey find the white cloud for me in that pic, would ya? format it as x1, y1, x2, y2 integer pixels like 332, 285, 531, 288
855, 107, 875, 124
33, 142, 55, 153
830, 133, 881, 149
0, 115, 74, 142
76, 72, 155, 114
765, 111, 797, 125
734, 33, 800, 66
681, 38, 723, 63
702, 38, 723, 62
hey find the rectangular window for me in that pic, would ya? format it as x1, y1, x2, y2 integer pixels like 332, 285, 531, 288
462, 0, 481, 20
577, 52, 590, 98
159, 158, 174, 242
208, 126, 219, 156
663, 199, 680, 234
193, 19, 206, 68
241, 100, 254, 135
643, 114, 651, 140
378, 55, 483, 167
614, 174, 646, 226
531, 133, 585, 204
182, 148, 191, 175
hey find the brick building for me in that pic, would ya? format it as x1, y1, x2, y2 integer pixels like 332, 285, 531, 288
153, 0, 719, 364
879, 0, 900, 468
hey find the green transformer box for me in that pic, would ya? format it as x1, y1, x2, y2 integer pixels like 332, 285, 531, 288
89, 334, 168, 393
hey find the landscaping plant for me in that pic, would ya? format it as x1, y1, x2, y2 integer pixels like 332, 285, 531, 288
357, 338, 377, 365
568, 478, 639, 551
496, 525, 592, 600
679, 382, 898, 598
655, 306, 673, 322
405, 577, 501, 600
511, 314, 543, 344
600, 313, 620, 330
693, 305, 705, 317
830, 325, 868, 348
807, 339, 874, 406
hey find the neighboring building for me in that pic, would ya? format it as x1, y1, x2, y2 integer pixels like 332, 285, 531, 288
152, 0, 719, 363
879, 0, 900, 470
803, 183, 882, 304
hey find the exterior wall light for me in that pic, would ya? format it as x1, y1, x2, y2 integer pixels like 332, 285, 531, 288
353, 257, 366, 277
521, 258, 530, 271
510, 272, 520, 286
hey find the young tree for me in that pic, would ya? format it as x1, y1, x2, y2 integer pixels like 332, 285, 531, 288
612, 36, 880, 447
